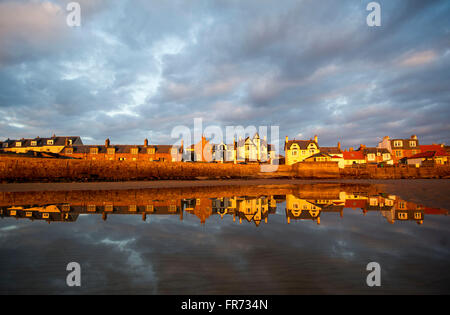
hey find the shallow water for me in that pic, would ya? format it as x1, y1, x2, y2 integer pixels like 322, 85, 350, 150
0, 182, 449, 294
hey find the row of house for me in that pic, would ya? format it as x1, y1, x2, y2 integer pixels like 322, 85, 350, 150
284, 134, 449, 167
1, 133, 448, 166
0, 133, 277, 163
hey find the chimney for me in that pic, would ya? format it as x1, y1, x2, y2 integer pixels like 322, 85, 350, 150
144, 138, 148, 147
65, 138, 69, 146
411, 134, 417, 140
285, 136, 288, 143
349, 147, 353, 152
360, 144, 365, 149
314, 135, 318, 143
105, 138, 110, 147
337, 141, 341, 149
180, 139, 184, 150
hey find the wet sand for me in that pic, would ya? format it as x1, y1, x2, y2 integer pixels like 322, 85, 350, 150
1, 179, 449, 209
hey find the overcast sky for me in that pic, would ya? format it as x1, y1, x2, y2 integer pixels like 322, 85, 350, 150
0, 0, 449, 148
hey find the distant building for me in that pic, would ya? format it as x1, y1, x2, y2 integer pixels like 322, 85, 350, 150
377, 135, 420, 164
357, 145, 393, 165
284, 135, 320, 165
61, 138, 183, 162
343, 149, 366, 166
1, 135, 83, 154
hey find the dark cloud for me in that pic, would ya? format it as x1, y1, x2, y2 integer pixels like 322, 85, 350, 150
0, 0, 449, 148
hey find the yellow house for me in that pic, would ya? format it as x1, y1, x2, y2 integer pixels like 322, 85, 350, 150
284, 135, 320, 165
2, 135, 83, 154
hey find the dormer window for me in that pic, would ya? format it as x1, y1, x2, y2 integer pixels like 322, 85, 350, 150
47, 140, 54, 145
31, 141, 37, 146
68, 139, 73, 145
107, 148, 115, 155
90, 147, 98, 154
393, 140, 402, 147
16, 142, 22, 147
131, 148, 139, 155
409, 141, 416, 147
147, 148, 155, 154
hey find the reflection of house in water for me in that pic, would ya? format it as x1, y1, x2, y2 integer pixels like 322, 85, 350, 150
1, 205, 79, 223
380, 196, 425, 225
1, 188, 447, 226
182, 197, 213, 224
285, 192, 346, 224
234, 196, 276, 226
210, 196, 277, 226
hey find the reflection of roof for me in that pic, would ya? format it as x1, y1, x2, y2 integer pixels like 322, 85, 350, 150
345, 199, 367, 208
408, 150, 449, 159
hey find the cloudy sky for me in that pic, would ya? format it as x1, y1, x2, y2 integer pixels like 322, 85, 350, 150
0, 0, 449, 148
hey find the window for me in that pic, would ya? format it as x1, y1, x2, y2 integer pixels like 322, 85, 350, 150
68, 139, 73, 145
105, 204, 113, 212
414, 212, 422, 220
398, 212, 408, 220
383, 153, 390, 160
87, 205, 96, 212
171, 148, 178, 155
393, 140, 402, 147
31, 141, 37, 146
292, 149, 298, 156
131, 148, 139, 154
42, 213, 49, 219
146, 205, 154, 212
410, 141, 416, 147
367, 154, 375, 160
129, 205, 137, 212
16, 142, 21, 147
395, 150, 402, 157
147, 147, 155, 154
107, 148, 115, 155
90, 147, 98, 154
65, 148, 73, 154
47, 140, 54, 145
169, 205, 176, 212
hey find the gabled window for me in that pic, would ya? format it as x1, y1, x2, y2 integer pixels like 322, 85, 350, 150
409, 141, 416, 147
393, 140, 402, 147
47, 140, 54, 145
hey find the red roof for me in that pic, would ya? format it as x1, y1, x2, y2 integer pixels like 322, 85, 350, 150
420, 145, 448, 156
343, 151, 365, 160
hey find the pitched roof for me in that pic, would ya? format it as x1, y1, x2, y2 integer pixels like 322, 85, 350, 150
320, 146, 342, 154
343, 151, 365, 160
420, 145, 447, 156
361, 147, 390, 155
285, 139, 318, 150
390, 138, 419, 150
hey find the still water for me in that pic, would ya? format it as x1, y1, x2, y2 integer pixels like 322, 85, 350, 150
0, 182, 449, 294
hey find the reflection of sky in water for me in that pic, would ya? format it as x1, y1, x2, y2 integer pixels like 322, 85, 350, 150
0, 200, 449, 294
